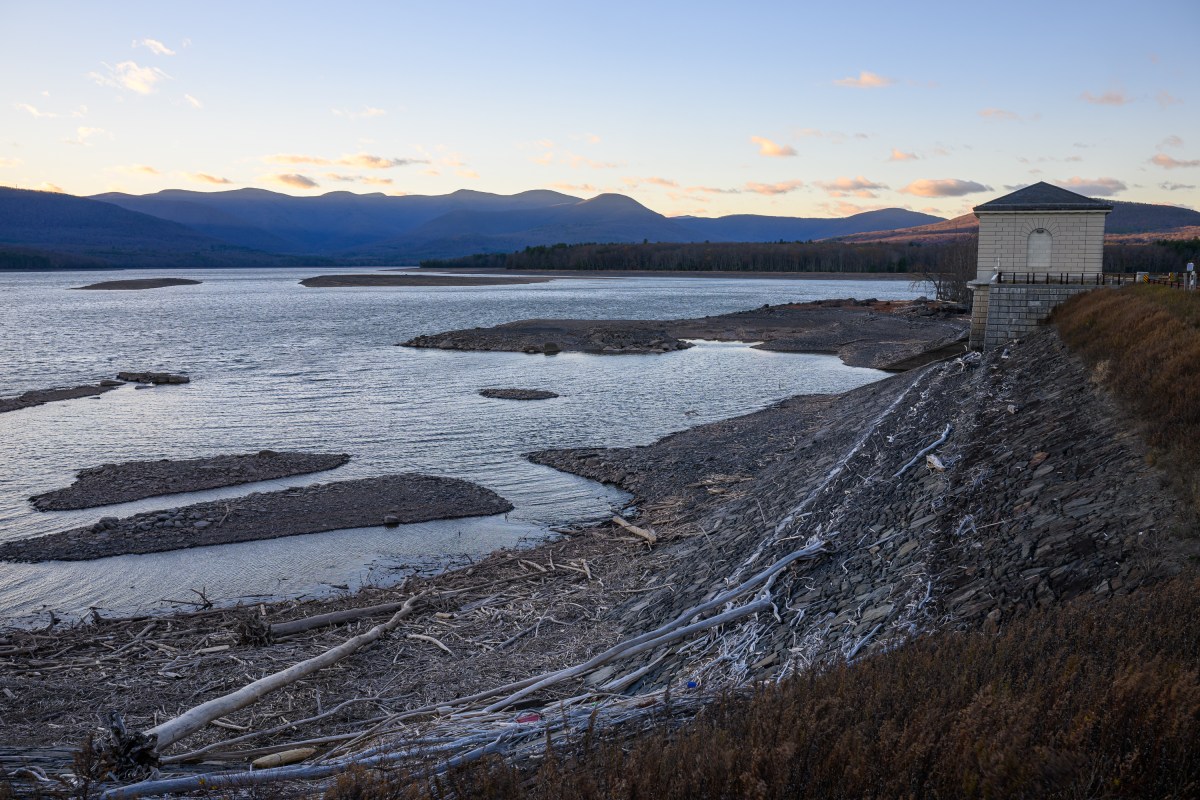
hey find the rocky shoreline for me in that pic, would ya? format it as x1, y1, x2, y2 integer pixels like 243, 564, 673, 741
0, 326, 1191, 787
403, 298, 969, 369
0, 474, 513, 562
30, 451, 352, 511
0, 383, 119, 414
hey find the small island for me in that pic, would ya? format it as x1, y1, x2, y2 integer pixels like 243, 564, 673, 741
1, 473, 513, 562
72, 278, 202, 291
479, 388, 560, 400
30, 451, 352, 511
299, 274, 552, 288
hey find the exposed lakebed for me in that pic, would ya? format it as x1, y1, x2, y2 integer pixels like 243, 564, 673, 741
0, 268, 927, 622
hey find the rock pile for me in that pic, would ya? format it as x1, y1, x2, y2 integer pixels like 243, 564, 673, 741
116, 371, 190, 385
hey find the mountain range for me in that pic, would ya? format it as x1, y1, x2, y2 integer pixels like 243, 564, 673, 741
0, 186, 941, 268
1, 185, 1195, 270
839, 201, 1200, 245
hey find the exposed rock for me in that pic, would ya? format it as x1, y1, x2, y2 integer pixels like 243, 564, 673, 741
116, 371, 190, 385
479, 389, 559, 401
2, 474, 513, 562
402, 298, 968, 369
30, 452, 352, 511
0, 383, 119, 414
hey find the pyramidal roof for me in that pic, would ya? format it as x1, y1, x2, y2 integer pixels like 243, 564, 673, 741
974, 182, 1114, 213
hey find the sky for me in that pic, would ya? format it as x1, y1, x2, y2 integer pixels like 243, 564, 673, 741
2, 0, 1198, 220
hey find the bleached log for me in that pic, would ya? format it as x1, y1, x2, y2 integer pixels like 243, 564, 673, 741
142, 593, 423, 753
612, 515, 657, 544
270, 599, 414, 637
892, 424, 952, 478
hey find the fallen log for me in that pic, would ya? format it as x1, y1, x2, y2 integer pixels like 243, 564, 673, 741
612, 515, 657, 545
131, 593, 424, 759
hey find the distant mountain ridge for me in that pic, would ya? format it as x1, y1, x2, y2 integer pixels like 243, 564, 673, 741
0, 187, 302, 269
5, 184, 1195, 270
82, 187, 944, 261
839, 201, 1200, 245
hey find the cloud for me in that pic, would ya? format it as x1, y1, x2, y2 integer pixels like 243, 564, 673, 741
266, 153, 331, 165
1080, 89, 1131, 106
685, 185, 741, 195
360, 176, 393, 186
185, 172, 232, 185
323, 173, 357, 182
833, 70, 893, 89
270, 173, 319, 189
1057, 176, 1126, 196
135, 38, 175, 56
623, 176, 679, 188
89, 61, 169, 94
117, 164, 158, 175
1156, 91, 1182, 109
584, 133, 601, 144
456, 168, 480, 179
1150, 153, 1200, 169
0, 157, 22, 168
14, 102, 86, 119
1158, 181, 1195, 191
888, 148, 918, 161
184, 94, 202, 109
744, 180, 804, 195
39, 182, 65, 193
63, 126, 106, 146
750, 136, 796, 157
815, 175, 888, 198
333, 106, 387, 119
549, 182, 596, 193
532, 151, 555, 165
979, 107, 1021, 121
338, 153, 424, 169
899, 178, 991, 197
1158, 135, 1183, 149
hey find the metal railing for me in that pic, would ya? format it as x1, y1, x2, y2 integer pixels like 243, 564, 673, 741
994, 272, 1195, 289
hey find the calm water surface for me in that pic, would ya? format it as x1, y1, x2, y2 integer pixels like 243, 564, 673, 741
0, 267, 927, 624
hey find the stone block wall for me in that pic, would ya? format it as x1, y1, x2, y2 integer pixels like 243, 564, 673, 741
969, 284, 990, 350
975, 211, 1106, 280
982, 284, 1093, 350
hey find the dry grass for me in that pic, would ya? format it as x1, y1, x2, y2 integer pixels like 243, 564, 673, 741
325, 572, 1200, 799
1051, 285, 1200, 511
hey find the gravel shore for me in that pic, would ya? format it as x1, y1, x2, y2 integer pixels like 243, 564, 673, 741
0, 474, 513, 562
403, 298, 969, 369
30, 451, 352, 511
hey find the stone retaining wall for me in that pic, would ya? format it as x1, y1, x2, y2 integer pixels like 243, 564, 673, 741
981, 284, 1093, 350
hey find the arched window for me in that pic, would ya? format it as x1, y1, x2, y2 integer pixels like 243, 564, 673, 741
1027, 228, 1052, 270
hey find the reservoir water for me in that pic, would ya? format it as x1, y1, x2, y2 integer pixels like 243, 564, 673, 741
0, 268, 927, 624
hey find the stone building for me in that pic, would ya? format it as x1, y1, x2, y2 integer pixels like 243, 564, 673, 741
968, 182, 1112, 350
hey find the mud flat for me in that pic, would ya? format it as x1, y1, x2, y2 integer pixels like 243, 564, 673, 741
0, 474, 513, 562
0, 382, 119, 414
30, 451, 352, 511
73, 278, 202, 290
403, 298, 969, 369
299, 274, 552, 288
479, 388, 559, 400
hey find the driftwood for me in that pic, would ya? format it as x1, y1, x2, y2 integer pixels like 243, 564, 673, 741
271, 599, 415, 638
893, 423, 953, 478
612, 515, 657, 544
134, 593, 424, 757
